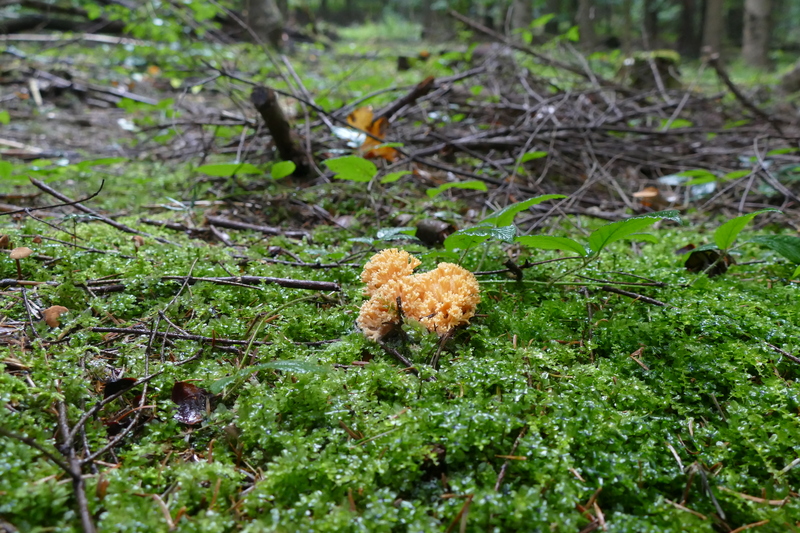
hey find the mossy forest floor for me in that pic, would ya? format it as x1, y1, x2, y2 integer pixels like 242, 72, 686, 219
2, 26, 800, 533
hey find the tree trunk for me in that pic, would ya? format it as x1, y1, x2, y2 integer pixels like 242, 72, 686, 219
642, 0, 658, 46
702, 0, 724, 54
545, 0, 560, 34
678, 0, 700, 58
576, 0, 596, 48
510, 0, 531, 33
621, 0, 633, 51
742, 0, 772, 68
247, 0, 283, 47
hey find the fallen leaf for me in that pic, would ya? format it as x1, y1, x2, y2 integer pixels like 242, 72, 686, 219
171, 381, 209, 425
42, 305, 69, 327
685, 249, 733, 277
103, 377, 138, 398
346, 107, 398, 162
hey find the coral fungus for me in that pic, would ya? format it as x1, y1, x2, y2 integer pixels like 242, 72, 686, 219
357, 249, 480, 341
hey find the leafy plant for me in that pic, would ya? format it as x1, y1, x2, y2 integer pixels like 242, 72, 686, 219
516, 210, 682, 258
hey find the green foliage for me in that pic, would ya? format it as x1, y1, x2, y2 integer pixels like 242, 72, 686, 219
426, 180, 487, 198
714, 209, 781, 250
196, 163, 262, 177
271, 161, 296, 180
323, 156, 377, 182
481, 194, 566, 227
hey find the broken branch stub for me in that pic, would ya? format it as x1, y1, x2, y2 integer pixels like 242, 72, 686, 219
250, 86, 310, 179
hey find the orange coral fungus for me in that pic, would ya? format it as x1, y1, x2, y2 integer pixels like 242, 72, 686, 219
361, 248, 421, 293
357, 249, 480, 341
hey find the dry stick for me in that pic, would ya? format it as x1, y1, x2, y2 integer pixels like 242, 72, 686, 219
0, 426, 75, 478
494, 425, 528, 491
90, 326, 338, 347
706, 53, 784, 135
250, 86, 311, 177
377, 340, 419, 376
0, 180, 105, 217
373, 76, 436, 122
159, 275, 339, 292
28, 178, 177, 245
765, 342, 800, 365
600, 285, 675, 308
204, 215, 311, 240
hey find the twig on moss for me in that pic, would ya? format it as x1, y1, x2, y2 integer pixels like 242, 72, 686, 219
0, 179, 105, 217
600, 285, 675, 308
28, 178, 177, 245
494, 424, 528, 492
765, 342, 800, 365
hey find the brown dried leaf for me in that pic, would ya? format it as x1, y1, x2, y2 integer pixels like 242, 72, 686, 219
171, 381, 209, 425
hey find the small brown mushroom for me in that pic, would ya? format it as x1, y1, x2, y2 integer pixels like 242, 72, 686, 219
43, 305, 69, 327
0, 235, 10, 249
9, 246, 33, 279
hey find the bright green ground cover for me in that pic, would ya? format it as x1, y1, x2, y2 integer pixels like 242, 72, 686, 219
1, 172, 799, 532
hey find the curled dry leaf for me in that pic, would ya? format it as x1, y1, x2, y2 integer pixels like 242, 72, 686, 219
9, 246, 33, 260
346, 106, 398, 162
43, 305, 69, 327
171, 381, 209, 425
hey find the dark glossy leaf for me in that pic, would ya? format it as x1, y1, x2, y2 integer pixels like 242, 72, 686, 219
685, 248, 734, 277
103, 378, 138, 398
444, 225, 516, 252
748, 235, 800, 264
171, 381, 208, 425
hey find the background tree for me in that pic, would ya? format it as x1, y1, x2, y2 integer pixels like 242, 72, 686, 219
576, 0, 596, 48
247, 0, 283, 47
702, 0, 724, 55
742, 0, 773, 68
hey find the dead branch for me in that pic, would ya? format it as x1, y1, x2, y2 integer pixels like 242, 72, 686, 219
250, 85, 311, 178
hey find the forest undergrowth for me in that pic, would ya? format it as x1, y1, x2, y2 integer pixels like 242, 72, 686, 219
1, 19, 800, 532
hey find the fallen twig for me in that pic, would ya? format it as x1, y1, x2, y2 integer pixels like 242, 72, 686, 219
600, 285, 674, 308
28, 178, 177, 245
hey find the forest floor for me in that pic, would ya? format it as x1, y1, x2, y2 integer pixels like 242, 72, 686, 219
1, 21, 800, 532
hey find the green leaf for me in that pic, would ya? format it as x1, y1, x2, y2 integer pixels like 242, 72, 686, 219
564, 26, 580, 42
380, 171, 411, 184
444, 225, 516, 252
197, 162, 262, 177
530, 13, 555, 28
76, 157, 128, 170
685, 175, 716, 186
714, 209, 782, 250
324, 156, 377, 183
747, 235, 800, 264
481, 194, 567, 227
271, 161, 296, 179
587, 210, 681, 255
722, 170, 751, 181
766, 147, 798, 157
661, 118, 693, 129
427, 180, 488, 198
793, 265, 800, 278
0, 110, 9, 125
515, 235, 587, 256
519, 151, 548, 163
0, 160, 12, 180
